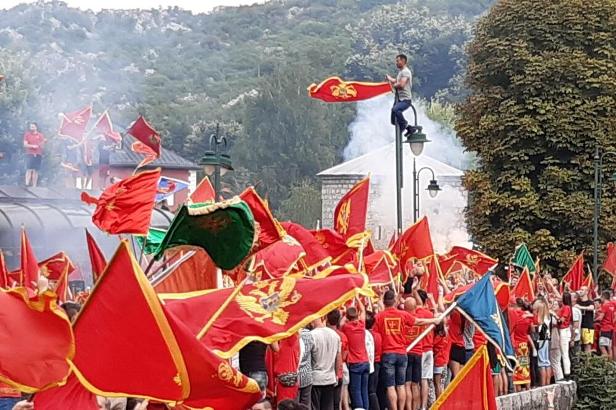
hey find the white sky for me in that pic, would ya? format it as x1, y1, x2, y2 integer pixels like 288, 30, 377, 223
0, 0, 265, 13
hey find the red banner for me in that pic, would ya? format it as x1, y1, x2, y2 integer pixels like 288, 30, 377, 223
334, 177, 370, 239
308, 77, 392, 103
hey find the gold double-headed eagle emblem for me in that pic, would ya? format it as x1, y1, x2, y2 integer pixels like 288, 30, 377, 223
336, 199, 352, 235
235, 277, 302, 325
330, 82, 358, 99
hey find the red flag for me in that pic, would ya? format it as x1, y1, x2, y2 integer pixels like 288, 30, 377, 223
190, 176, 216, 203
20, 229, 38, 290
0, 251, 8, 289
334, 177, 370, 239
80, 169, 160, 235
431, 345, 497, 410
363, 250, 396, 286
34, 373, 99, 410
420, 254, 442, 301
92, 111, 122, 142
38, 252, 75, 281
240, 186, 286, 252
58, 106, 92, 143
244, 237, 305, 280
495, 280, 511, 311
603, 242, 616, 276
582, 272, 596, 299
160, 273, 371, 358
71, 241, 261, 407
446, 246, 497, 276
0, 288, 74, 392
513, 268, 535, 302
562, 253, 585, 292
281, 222, 331, 268
311, 228, 356, 265
392, 217, 434, 271
308, 77, 392, 102
127, 116, 161, 157
85, 229, 107, 282
131, 141, 158, 168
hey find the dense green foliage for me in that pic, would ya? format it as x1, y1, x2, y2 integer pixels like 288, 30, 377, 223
573, 353, 616, 409
0, 0, 492, 219
457, 0, 616, 273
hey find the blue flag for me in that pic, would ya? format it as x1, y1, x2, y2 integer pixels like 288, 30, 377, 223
455, 272, 517, 370
156, 176, 189, 202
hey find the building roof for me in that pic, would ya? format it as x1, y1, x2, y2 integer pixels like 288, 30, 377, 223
110, 135, 201, 170
317, 143, 463, 179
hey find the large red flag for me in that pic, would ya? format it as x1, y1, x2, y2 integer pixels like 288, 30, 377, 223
85, 229, 107, 282
20, 229, 38, 290
92, 111, 122, 143
281, 222, 331, 268
512, 268, 534, 302
334, 177, 370, 239
190, 176, 216, 203
308, 77, 392, 102
419, 254, 442, 301
431, 345, 497, 410
80, 169, 160, 235
240, 187, 286, 252
244, 237, 305, 281
311, 228, 356, 265
0, 288, 74, 392
71, 241, 260, 407
127, 116, 161, 157
34, 373, 99, 410
58, 106, 92, 143
603, 242, 616, 277
446, 246, 497, 276
392, 217, 434, 271
562, 253, 585, 292
160, 273, 371, 358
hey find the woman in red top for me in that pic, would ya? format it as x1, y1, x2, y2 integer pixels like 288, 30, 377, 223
447, 309, 466, 378
556, 293, 573, 378
432, 321, 450, 399
511, 300, 534, 391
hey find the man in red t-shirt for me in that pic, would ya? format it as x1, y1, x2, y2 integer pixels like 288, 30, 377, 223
341, 304, 369, 410
23, 122, 45, 187
596, 291, 615, 359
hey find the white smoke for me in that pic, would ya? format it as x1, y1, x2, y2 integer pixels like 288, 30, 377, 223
342, 94, 471, 252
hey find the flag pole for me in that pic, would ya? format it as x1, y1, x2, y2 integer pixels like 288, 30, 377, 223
406, 302, 457, 353
197, 279, 247, 340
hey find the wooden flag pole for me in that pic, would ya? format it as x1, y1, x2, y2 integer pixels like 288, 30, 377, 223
197, 279, 248, 340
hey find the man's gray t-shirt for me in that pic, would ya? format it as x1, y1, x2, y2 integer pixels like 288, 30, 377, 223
396, 66, 413, 101
311, 327, 341, 386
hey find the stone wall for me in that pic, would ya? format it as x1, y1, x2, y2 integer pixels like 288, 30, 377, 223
497, 381, 576, 410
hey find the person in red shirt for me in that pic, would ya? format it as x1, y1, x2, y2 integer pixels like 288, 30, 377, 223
272, 334, 300, 403
448, 309, 466, 379
372, 290, 439, 410
341, 304, 369, 410
510, 300, 534, 391
596, 291, 615, 359
23, 122, 45, 187
366, 310, 382, 410
432, 321, 450, 399
555, 292, 573, 378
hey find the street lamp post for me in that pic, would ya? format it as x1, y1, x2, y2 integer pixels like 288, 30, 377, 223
412, 158, 441, 222
393, 95, 429, 234
199, 123, 233, 197
592, 144, 616, 283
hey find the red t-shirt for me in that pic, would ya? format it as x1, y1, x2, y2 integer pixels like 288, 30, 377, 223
336, 329, 348, 379
433, 332, 451, 368
24, 131, 45, 155
371, 329, 383, 363
511, 311, 533, 347
415, 307, 434, 353
404, 309, 424, 355
473, 327, 487, 347
342, 319, 368, 364
600, 302, 615, 332
449, 310, 465, 347
558, 305, 572, 329
373, 307, 415, 355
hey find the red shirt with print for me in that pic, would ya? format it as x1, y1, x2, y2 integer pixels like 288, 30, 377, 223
373, 307, 415, 355
341, 319, 369, 364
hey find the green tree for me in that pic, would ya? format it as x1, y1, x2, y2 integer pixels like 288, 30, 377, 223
457, 0, 616, 273
278, 180, 322, 228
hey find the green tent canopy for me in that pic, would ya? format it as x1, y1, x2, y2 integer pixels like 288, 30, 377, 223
154, 198, 256, 270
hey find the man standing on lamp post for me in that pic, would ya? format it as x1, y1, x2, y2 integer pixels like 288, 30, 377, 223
23, 122, 45, 187
387, 54, 414, 137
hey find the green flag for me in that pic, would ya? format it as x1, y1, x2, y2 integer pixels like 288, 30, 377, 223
512, 243, 536, 274
154, 198, 255, 270
135, 228, 167, 255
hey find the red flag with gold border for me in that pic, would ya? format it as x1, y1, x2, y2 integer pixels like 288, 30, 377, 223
0, 288, 74, 392
160, 273, 371, 359
80, 169, 160, 235
419, 254, 442, 301
38, 252, 75, 281
363, 250, 396, 286
446, 246, 497, 276
495, 280, 511, 311
562, 253, 585, 292
281, 222, 331, 268
240, 187, 286, 252
334, 177, 369, 239
308, 77, 392, 102
431, 345, 497, 410
392, 217, 434, 270
311, 228, 356, 265
190, 176, 216, 203
127, 116, 161, 157
603, 242, 616, 277
243, 236, 306, 281
513, 268, 534, 302
86, 229, 107, 282
34, 373, 99, 410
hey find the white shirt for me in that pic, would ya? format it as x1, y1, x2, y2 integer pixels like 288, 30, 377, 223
311, 327, 341, 386
572, 306, 582, 342
365, 330, 375, 374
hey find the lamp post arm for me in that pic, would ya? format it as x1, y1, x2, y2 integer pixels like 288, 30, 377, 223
416, 166, 436, 181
